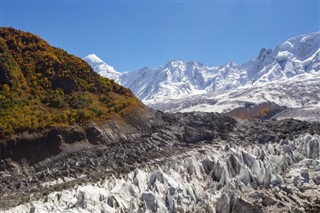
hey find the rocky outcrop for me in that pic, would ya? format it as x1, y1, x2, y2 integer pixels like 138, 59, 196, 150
1, 111, 320, 212
0, 130, 63, 165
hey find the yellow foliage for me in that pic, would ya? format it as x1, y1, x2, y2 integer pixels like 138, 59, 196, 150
0, 27, 140, 139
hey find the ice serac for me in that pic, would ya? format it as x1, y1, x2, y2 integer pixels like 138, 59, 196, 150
2, 110, 320, 212
86, 32, 320, 117
83, 54, 122, 83
7, 132, 320, 212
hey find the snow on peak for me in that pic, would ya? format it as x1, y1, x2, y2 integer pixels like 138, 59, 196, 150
275, 32, 320, 61
86, 32, 320, 105
83, 54, 121, 83
165, 60, 184, 67
83, 54, 105, 66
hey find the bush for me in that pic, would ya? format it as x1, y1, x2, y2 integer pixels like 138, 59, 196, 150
68, 93, 92, 109
42, 89, 65, 108
76, 110, 93, 123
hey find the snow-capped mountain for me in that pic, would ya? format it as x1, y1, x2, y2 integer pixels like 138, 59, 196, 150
84, 32, 320, 116
243, 32, 320, 84
121, 61, 217, 100
83, 54, 122, 83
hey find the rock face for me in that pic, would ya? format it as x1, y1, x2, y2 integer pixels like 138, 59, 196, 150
1, 111, 320, 212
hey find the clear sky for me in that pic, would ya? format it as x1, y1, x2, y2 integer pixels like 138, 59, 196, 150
1, 0, 319, 71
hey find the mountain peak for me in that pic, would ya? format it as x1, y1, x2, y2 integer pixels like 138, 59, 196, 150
274, 32, 320, 61
164, 60, 207, 70
83, 54, 105, 65
83, 54, 121, 82
187, 61, 205, 67
164, 60, 184, 68
83, 54, 118, 73
286, 31, 320, 44
220, 61, 237, 68
87, 32, 320, 104
257, 48, 273, 60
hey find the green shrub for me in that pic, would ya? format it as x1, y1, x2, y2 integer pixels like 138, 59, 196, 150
42, 89, 65, 108
68, 93, 92, 109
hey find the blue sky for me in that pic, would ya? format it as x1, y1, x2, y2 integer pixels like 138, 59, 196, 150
1, 1, 319, 71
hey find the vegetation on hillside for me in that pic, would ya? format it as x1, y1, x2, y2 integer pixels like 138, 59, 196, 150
0, 27, 139, 138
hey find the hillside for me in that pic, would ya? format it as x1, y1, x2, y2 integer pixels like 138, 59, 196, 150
0, 27, 141, 138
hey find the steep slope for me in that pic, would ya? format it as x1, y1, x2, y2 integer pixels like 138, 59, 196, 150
86, 32, 320, 117
0, 27, 142, 138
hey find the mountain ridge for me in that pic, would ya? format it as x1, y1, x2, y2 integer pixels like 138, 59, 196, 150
85, 32, 320, 116
83, 54, 122, 83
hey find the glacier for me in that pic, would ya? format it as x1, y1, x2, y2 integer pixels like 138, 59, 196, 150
7, 133, 320, 212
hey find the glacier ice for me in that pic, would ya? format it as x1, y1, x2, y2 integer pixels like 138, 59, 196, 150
6, 133, 320, 212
